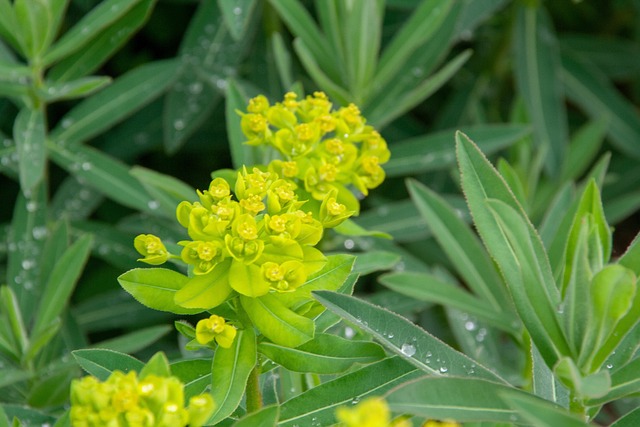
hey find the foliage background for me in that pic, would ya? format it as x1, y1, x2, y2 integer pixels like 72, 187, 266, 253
1, 0, 640, 425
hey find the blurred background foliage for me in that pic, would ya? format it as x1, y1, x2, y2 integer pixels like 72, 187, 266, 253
0, 0, 639, 423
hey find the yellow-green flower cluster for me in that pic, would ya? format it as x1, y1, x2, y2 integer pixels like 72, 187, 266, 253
335, 397, 411, 427
70, 371, 214, 427
195, 314, 237, 348
136, 167, 334, 310
239, 91, 390, 212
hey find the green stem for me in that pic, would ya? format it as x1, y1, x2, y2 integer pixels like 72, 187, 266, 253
246, 363, 263, 413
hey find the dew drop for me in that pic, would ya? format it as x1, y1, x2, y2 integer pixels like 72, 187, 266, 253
173, 119, 185, 131
61, 118, 74, 129
606, 363, 613, 369
344, 239, 355, 250
387, 332, 394, 339
233, 7, 242, 15
81, 162, 92, 171
344, 327, 355, 339
464, 320, 477, 331
439, 366, 448, 373
147, 200, 160, 210
26, 201, 37, 212
21, 259, 35, 270
400, 343, 416, 357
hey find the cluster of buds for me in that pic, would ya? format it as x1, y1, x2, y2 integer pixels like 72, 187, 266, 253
240, 91, 390, 212
335, 397, 460, 427
70, 370, 214, 427
135, 166, 340, 310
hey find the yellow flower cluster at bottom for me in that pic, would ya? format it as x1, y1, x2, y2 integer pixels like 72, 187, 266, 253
70, 370, 214, 427
336, 397, 461, 427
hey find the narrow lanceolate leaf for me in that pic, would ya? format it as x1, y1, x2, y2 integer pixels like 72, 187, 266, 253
31, 234, 93, 344
561, 50, 640, 160
513, 4, 568, 176
47, 144, 156, 213
610, 406, 640, 427
380, 272, 518, 336
48, 0, 156, 82
277, 357, 421, 427
618, 233, 640, 276
258, 334, 385, 374
218, 0, 257, 41
14, 0, 51, 57
587, 357, 640, 405
407, 179, 509, 311
226, 79, 256, 168
208, 329, 257, 425
456, 131, 568, 367
233, 405, 279, 427
44, 0, 143, 65
130, 166, 196, 219
241, 294, 314, 348
386, 377, 527, 424
561, 118, 608, 182
372, 0, 455, 94
40, 76, 112, 102
170, 359, 211, 400
13, 107, 46, 194
164, 0, 255, 153
384, 124, 530, 178
50, 59, 179, 146
92, 326, 171, 355
6, 186, 47, 323
531, 342, 569, 407
118, 268, 203, 315
485, 199, 571, 365
313, 291, 506, 383
500, 390, 593, 427
72, 349, 144, 381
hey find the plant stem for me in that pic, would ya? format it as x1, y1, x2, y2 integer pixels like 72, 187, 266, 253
246, 363, 263, 413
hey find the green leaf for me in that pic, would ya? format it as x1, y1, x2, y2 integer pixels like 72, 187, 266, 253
386, 377, 527, 423
233, 405, 279, 427
48, 144, 155, 213
170, 359, 211, 400
50, 59, 179, 146
456, 131, 568, 367
0, 60, 31, 83
72, 349, 144, 380
0, 286, 28, 356
485, 198, 570, 364
313, 290, 506, 383
208, 328, 257, 425
268, 0, 338, 82
313, 273, 358, 332
588, 357, 640, 405
380, 271, 518, 335
0, 406, 8, 427
372, 0, 455, 97
14, 0, 51, 57
0, 1, 24, 53
241, 294, 314, 348
531, 342, 569, 406
40, 76, 112, 102
13, 107, 46, 194
163, 0, 254, 153
368, 49, 471, 128
513, 4, 568, 175
276, 254, 355, 310
561, 50, 640, 160
333, 218, 391, 239
407, 179, 510, 310
139, 351, 171, 379
560, 118, 608, 182
1, 405, 54, 426
218, 0, 257, 41
28, 369, 74, 408
353, 251, 400, 275
258, 333, 385, 374
618, 233, 640, 276
0, 369, 32, 389
384, 124, 530, 178
579, 265, 637, 372
118, 268, 203, 315
277, 357, 421, 427
226, 79, 256, 168
130, 166, 196, 219
48, 0, 156, 82
500, 389, 593, 427
30, 234, 93, 353
6, 186, 47, 323
611, 407, 640, 427
43, 0, 143, 65
92, 325, 171, 354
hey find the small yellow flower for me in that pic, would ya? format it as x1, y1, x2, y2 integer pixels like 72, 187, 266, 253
195, 315, 237, 348
336, 397, 410, 427
134, 234, 169, 265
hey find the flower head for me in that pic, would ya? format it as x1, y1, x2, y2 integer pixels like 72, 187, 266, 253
70, 370, 214, 427
335, 397, 411, 427
134, 234, 169, 265
195, 314, 237, 348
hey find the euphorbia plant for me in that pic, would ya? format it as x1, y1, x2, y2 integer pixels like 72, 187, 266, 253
112, 92, 391, 423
